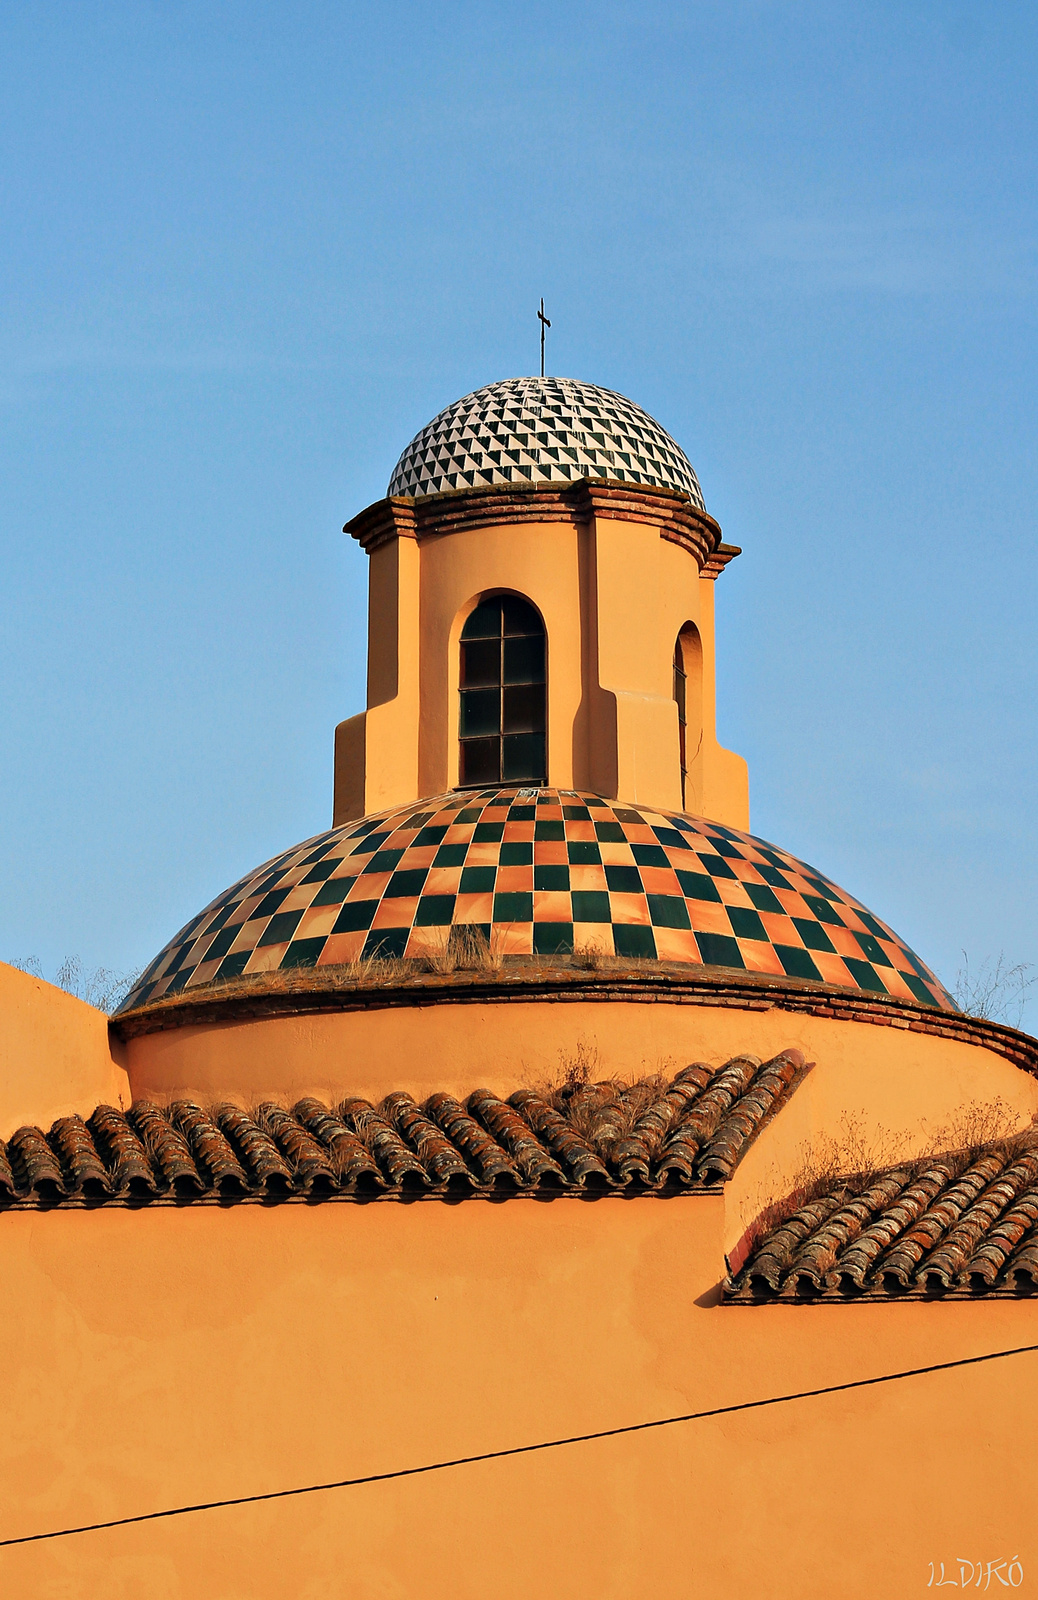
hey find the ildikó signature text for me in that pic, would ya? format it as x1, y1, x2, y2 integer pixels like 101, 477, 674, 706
928, 1560, 1023, 1589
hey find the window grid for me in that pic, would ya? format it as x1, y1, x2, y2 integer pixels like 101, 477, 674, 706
459, 596, 546, 787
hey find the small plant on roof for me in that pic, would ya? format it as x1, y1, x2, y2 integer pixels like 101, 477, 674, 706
416, 924, 504, 976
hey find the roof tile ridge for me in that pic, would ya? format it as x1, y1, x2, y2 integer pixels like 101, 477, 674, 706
878, 1152, 1006, 1290
741, 1193, 849, 1295
168, 1101, 249, 1196
1003, 1226, 1038, 1291
629, 1071, 706, 1149
340, 1096, 429, 1190
47, 1112, 111, 1197
653, 1066, 717, 1183
423, 1092, 521, 1190
967, 1192, 1038, 1285
217, 1104, 296, 1194
606, 1073, 707, 1188
0, 1136, 18, 1200
128, 1102, 204, 1195
291, 1100, 383, 1191
87, 1104, 157, 1195
380, 1091, 473, 1190
464, 1088, 565, 1187
832, 1160, 959, 1290
507, 1088, 612, 1188
673, 1056, 760, 1152
6, 1124, 66, 1199
780, 1169, 912, 1291
921, 1147, 1038, 1289
696, 1051, 806, 1186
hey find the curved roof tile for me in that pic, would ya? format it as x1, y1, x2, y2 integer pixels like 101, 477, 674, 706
728, 1139, 1038, 1300
0, 1055, 804, 1206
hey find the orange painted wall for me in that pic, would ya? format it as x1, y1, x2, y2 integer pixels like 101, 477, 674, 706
0, 961, 130, 1136
0, 1188, 1033, 1598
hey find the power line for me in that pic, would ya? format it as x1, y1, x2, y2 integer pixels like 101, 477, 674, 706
3, 1341, 1035, 1551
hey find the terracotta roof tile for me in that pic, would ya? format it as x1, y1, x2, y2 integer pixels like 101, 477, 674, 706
87, 1104, 157, 1194
727, 1141, 1038, 1301
0, 1052, 806, 1208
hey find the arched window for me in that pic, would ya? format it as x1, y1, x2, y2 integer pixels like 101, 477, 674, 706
673, 636, 688, 809
459, 595, 546, 786
673, 623, 702, 811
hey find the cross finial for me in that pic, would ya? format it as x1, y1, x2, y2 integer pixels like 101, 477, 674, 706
538, 298, 551, 378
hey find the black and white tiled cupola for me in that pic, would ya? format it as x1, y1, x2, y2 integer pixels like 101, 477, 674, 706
387, 377, 706, 508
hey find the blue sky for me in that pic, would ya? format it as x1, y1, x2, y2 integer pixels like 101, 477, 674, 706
2, 2, 1036, 1023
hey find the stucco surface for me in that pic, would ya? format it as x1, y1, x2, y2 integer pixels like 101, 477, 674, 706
0, 962, 130, 1135
123, 994, 1038, 1144
0, 1194, 1033, 1598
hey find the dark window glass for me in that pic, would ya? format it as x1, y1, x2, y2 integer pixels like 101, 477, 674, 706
462, 600, 504, 639
502, 682, 545, 732
461, 638, 501, 687
504, 635, 545, 684
461, 737, 501, 783
459, 688, 499, 738
503, 732, 546, 782
501, 596, 538, 635
459, 596, 546, 786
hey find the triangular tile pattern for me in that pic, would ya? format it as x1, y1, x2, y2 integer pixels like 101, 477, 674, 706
119, 788, 954, 1014
387, 376, 706, 508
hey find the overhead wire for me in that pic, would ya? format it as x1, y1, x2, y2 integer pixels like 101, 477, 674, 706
2, 1340, 1036, 1550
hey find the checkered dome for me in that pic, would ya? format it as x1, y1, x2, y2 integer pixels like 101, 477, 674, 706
387, 377, 706, 508
119, 789, 955, 1014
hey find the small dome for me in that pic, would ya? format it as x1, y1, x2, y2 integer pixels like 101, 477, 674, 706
119, 788, 953, 1014
387, 377, 706, 509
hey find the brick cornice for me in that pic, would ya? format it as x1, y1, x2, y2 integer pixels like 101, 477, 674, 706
702, 542, 742, 580
344, 496, 418, 554
344, 481, 730, 574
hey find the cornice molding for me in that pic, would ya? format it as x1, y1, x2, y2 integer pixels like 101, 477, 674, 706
344, 480, 730, 574
701, 542, 743, 581
111, 962, 1038, 1080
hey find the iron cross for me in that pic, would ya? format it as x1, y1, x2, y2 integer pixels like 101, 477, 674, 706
538, 298, 551, 377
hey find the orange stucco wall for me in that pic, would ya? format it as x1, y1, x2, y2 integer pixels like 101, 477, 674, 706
333, 509, 748, 828
0, 1186, 1033, 1597
123, 996, 1038, 1188
0, 961, 130, 1135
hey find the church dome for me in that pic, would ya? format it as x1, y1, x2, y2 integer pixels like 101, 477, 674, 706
387, 377, 706, 508
118, 788, 953, 1014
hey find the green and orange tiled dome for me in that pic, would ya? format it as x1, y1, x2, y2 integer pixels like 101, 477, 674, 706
119, 789, 954, 1014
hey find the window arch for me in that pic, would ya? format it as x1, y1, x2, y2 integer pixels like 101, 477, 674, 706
673, 636, 688, 808
673, 623, 703, 811
459, 594, 546, 786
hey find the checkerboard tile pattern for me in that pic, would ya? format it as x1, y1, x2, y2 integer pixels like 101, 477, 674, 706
386, 377, 706, 508
119, 789, 955, 1014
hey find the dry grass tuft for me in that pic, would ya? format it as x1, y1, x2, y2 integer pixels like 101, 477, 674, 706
920, 1094, 1031, 1157
572, 943, 623, 973
521, 1041, 677, 1153
412, 925, 504, 976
